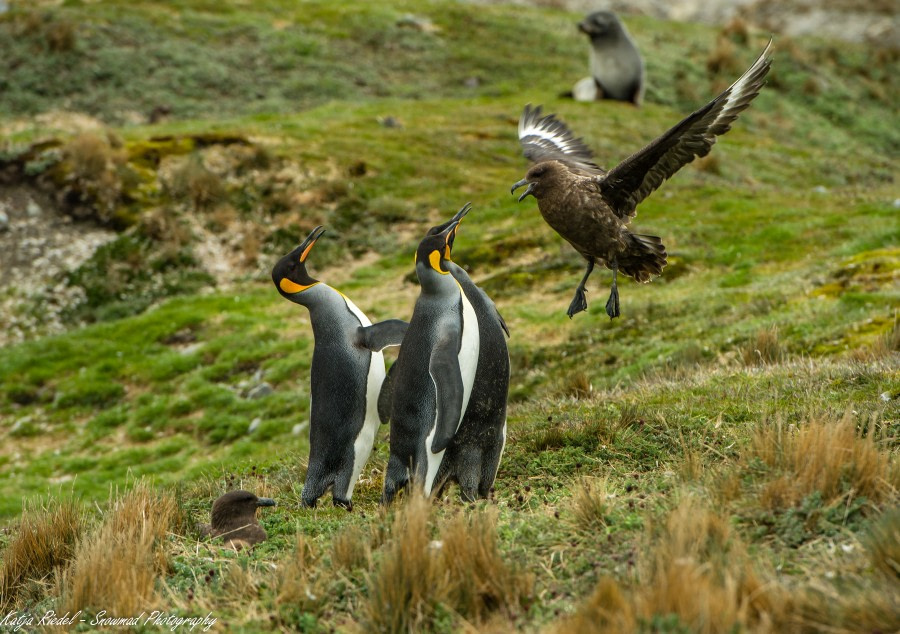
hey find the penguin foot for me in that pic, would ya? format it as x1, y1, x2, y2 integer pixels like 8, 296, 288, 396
567, 286, 588, 319
300, 497, 318, 509
333, 498, 353, 512
605, 286, 620, 319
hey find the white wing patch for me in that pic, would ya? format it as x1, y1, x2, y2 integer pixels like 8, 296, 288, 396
519, 118, 580, 155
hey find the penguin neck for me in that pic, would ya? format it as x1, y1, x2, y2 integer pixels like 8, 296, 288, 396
302, 284, 360, 335
416, 263, 458, 296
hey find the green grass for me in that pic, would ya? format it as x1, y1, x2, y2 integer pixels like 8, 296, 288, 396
1, 0, 898, 631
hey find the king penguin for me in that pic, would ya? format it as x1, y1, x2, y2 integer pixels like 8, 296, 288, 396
428, 204, 510, 501
272, 226, 408, 510
381, 205, 483, 504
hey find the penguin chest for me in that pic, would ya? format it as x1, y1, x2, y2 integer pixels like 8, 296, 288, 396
336, 295, 386, 496
422, 287, 480, 494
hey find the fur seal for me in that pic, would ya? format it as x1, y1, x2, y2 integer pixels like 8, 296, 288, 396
573, 11, 644, 105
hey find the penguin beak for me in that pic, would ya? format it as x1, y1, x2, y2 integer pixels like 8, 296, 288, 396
449, 202, 472, 224
298, 225, 326, 263
256, 497, 276, 508
511, 179, 535, 202
426, 202, 472, 237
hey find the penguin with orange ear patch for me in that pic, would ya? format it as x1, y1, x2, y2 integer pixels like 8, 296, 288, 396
272, 226, 407, 510
381, 206, 481, 504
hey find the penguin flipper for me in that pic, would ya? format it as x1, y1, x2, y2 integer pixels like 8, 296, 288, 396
429, 335, 464, 454
377, 360, 398, 424
358, 319, 409, 352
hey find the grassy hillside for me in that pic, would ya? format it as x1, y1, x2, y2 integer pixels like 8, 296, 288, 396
1, 1, 898, 632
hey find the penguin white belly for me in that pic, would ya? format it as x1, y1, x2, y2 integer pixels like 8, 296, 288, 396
423, 288, 480, 495
492, 420, 508, 482
337, 291, 386, 498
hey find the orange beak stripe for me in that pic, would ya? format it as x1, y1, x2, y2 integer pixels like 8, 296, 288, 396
280, 278, 318, 294
299, 240, 318, 263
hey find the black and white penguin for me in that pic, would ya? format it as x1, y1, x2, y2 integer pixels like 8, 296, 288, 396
381, 205, 485, 503
272, 226, 408, 510
426, 204, 510, 501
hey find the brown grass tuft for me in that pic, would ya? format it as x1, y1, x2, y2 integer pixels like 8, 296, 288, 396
553, 577, 636, 634
571, 477, 612, 533
276, 534, 323, 614
561, 497, 779, 634
707, 37, 740, 76
359, 493, 447, 633
637, 497, 779, 633
0, 497, 83, 610
172, 158, 225, 211
557, 371, 592, 399
864, 508, 900, 580
850, 315, 900, 362
695, 153, 722, 175
741, 326, 783, 366
720, 17, 749, 44
748, 412, 898, 510
440, 508, 534, 623
331, 524, 372, 572
45, 19, 77, 52
58, 481, 177, 615
62, 132, 127, 219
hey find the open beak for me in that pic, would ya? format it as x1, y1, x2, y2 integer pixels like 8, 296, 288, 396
297, 225, 326, 263
428, 202, 472, 237
256, 497, 276, 508
511, 179, 535, 202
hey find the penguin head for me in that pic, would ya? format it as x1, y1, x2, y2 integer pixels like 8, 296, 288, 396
272, 225, 325, 303
578, 11, 622, 40
415, 203, 470, 286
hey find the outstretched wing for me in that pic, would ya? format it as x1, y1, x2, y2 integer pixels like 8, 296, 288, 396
598, 40, 773, 218
517, 104, 605, 176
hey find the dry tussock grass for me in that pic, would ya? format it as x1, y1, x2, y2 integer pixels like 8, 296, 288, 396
439, 508, 534, 624
63, 132, 127, 218
359, 494, 446, 633
359, 496, 532, 631
276, 534, 323, 614
172, 158, 225, 211
0, 497, 82, 610
864, 507, 900, 580
553, 577, 636, 634
558, 497, 780, 634
571, 477, 612, 533
741, 326, 783, 366
636, 498, 778, 633
58, 481, 177, 615
749, 412, 898, 510
707, 36, 741, 75
778, 517, 900, 633
849, 316, 900, 362
331, 524, 372, 572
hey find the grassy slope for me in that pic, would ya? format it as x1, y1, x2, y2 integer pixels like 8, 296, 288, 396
0, 1, 898, 631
